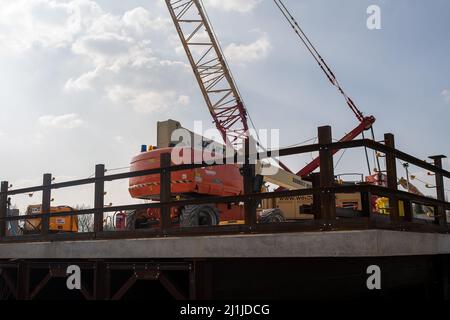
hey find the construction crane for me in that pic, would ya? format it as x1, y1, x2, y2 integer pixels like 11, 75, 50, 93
165, 0, 302, 180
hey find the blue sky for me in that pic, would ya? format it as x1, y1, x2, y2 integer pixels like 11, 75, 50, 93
0, 0, 448, 209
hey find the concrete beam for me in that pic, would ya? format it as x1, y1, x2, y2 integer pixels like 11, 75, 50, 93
0, 230, 449, 259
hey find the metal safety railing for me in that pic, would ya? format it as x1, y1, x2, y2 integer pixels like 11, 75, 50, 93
0, 125, 449, 243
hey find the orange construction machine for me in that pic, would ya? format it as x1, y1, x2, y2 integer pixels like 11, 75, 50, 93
129, 145, 245, 227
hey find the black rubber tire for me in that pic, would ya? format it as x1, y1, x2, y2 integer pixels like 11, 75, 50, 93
258, 208, 286, 224
180, 205, 220, 227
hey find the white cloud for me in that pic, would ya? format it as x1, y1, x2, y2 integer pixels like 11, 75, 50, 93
0, 0, 103, 51
107, 85, 178, 113
38, 113, 85, 129
0, 1, 185, 95
0, 0, 261, 129
65, 67, 100, 91
177, 95, 190, 105
72, 33, 135, 61
107, 86, 192, 113
225, 35, 272, 64
123, 7, 170, 35
32, 132, 46, 144
205, 0, 261, 13
66, 7, 166, 78
114, 136, 125, 144
18, 1, 193, 112
442, 89, 450, 103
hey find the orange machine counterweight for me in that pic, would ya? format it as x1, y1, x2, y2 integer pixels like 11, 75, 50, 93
128, 147, 245, 227
129, 147, 243, 200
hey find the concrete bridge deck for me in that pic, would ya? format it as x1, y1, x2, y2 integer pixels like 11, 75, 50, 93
1, 230, 449, 259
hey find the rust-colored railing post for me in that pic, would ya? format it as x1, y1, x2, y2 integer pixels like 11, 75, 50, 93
361, 191, 373, 218
0, 181, 8, 238
318, 126, 336, 222
311, 173, 321, 219
402, 199, 413, 222
243, 164, 257, 230
41, 173, 52, 236
243, 138, 257, 231
160, 153, 172, 232
429, 155, 447, 227
94, 164, 105, 233
384, 133, 400, 221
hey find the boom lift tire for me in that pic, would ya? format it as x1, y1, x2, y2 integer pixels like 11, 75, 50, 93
180, 204, 220, 227
258, 208, 286, 224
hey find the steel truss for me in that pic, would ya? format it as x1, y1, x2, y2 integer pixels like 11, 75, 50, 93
166, 0, 249, 148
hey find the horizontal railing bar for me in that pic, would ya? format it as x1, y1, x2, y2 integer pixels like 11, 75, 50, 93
368, 185, 450, 209
4, 177, 96, 196
2, 184, 448, 223
3, 157, 242, 196
363, 140, 450, 178
2, 139, 448, 196
275, 139, 367, 158
0, 188, 317, 222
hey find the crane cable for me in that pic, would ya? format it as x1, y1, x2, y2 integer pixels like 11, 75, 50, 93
273, 0, 381, 176
361, 131, 372, 174
371, 126, 382, 173
273, 0, 365, 123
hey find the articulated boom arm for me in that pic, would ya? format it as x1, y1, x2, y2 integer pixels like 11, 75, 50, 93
165, 0, 249, 148
297, 116, 376, 177
398, 177, 424, 196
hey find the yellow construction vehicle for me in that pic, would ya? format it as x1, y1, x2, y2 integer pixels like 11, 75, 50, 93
23, 205, 78, 234
375, 177, 434, 217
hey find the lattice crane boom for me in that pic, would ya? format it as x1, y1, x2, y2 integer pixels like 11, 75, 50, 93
165, 0, 249, 148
